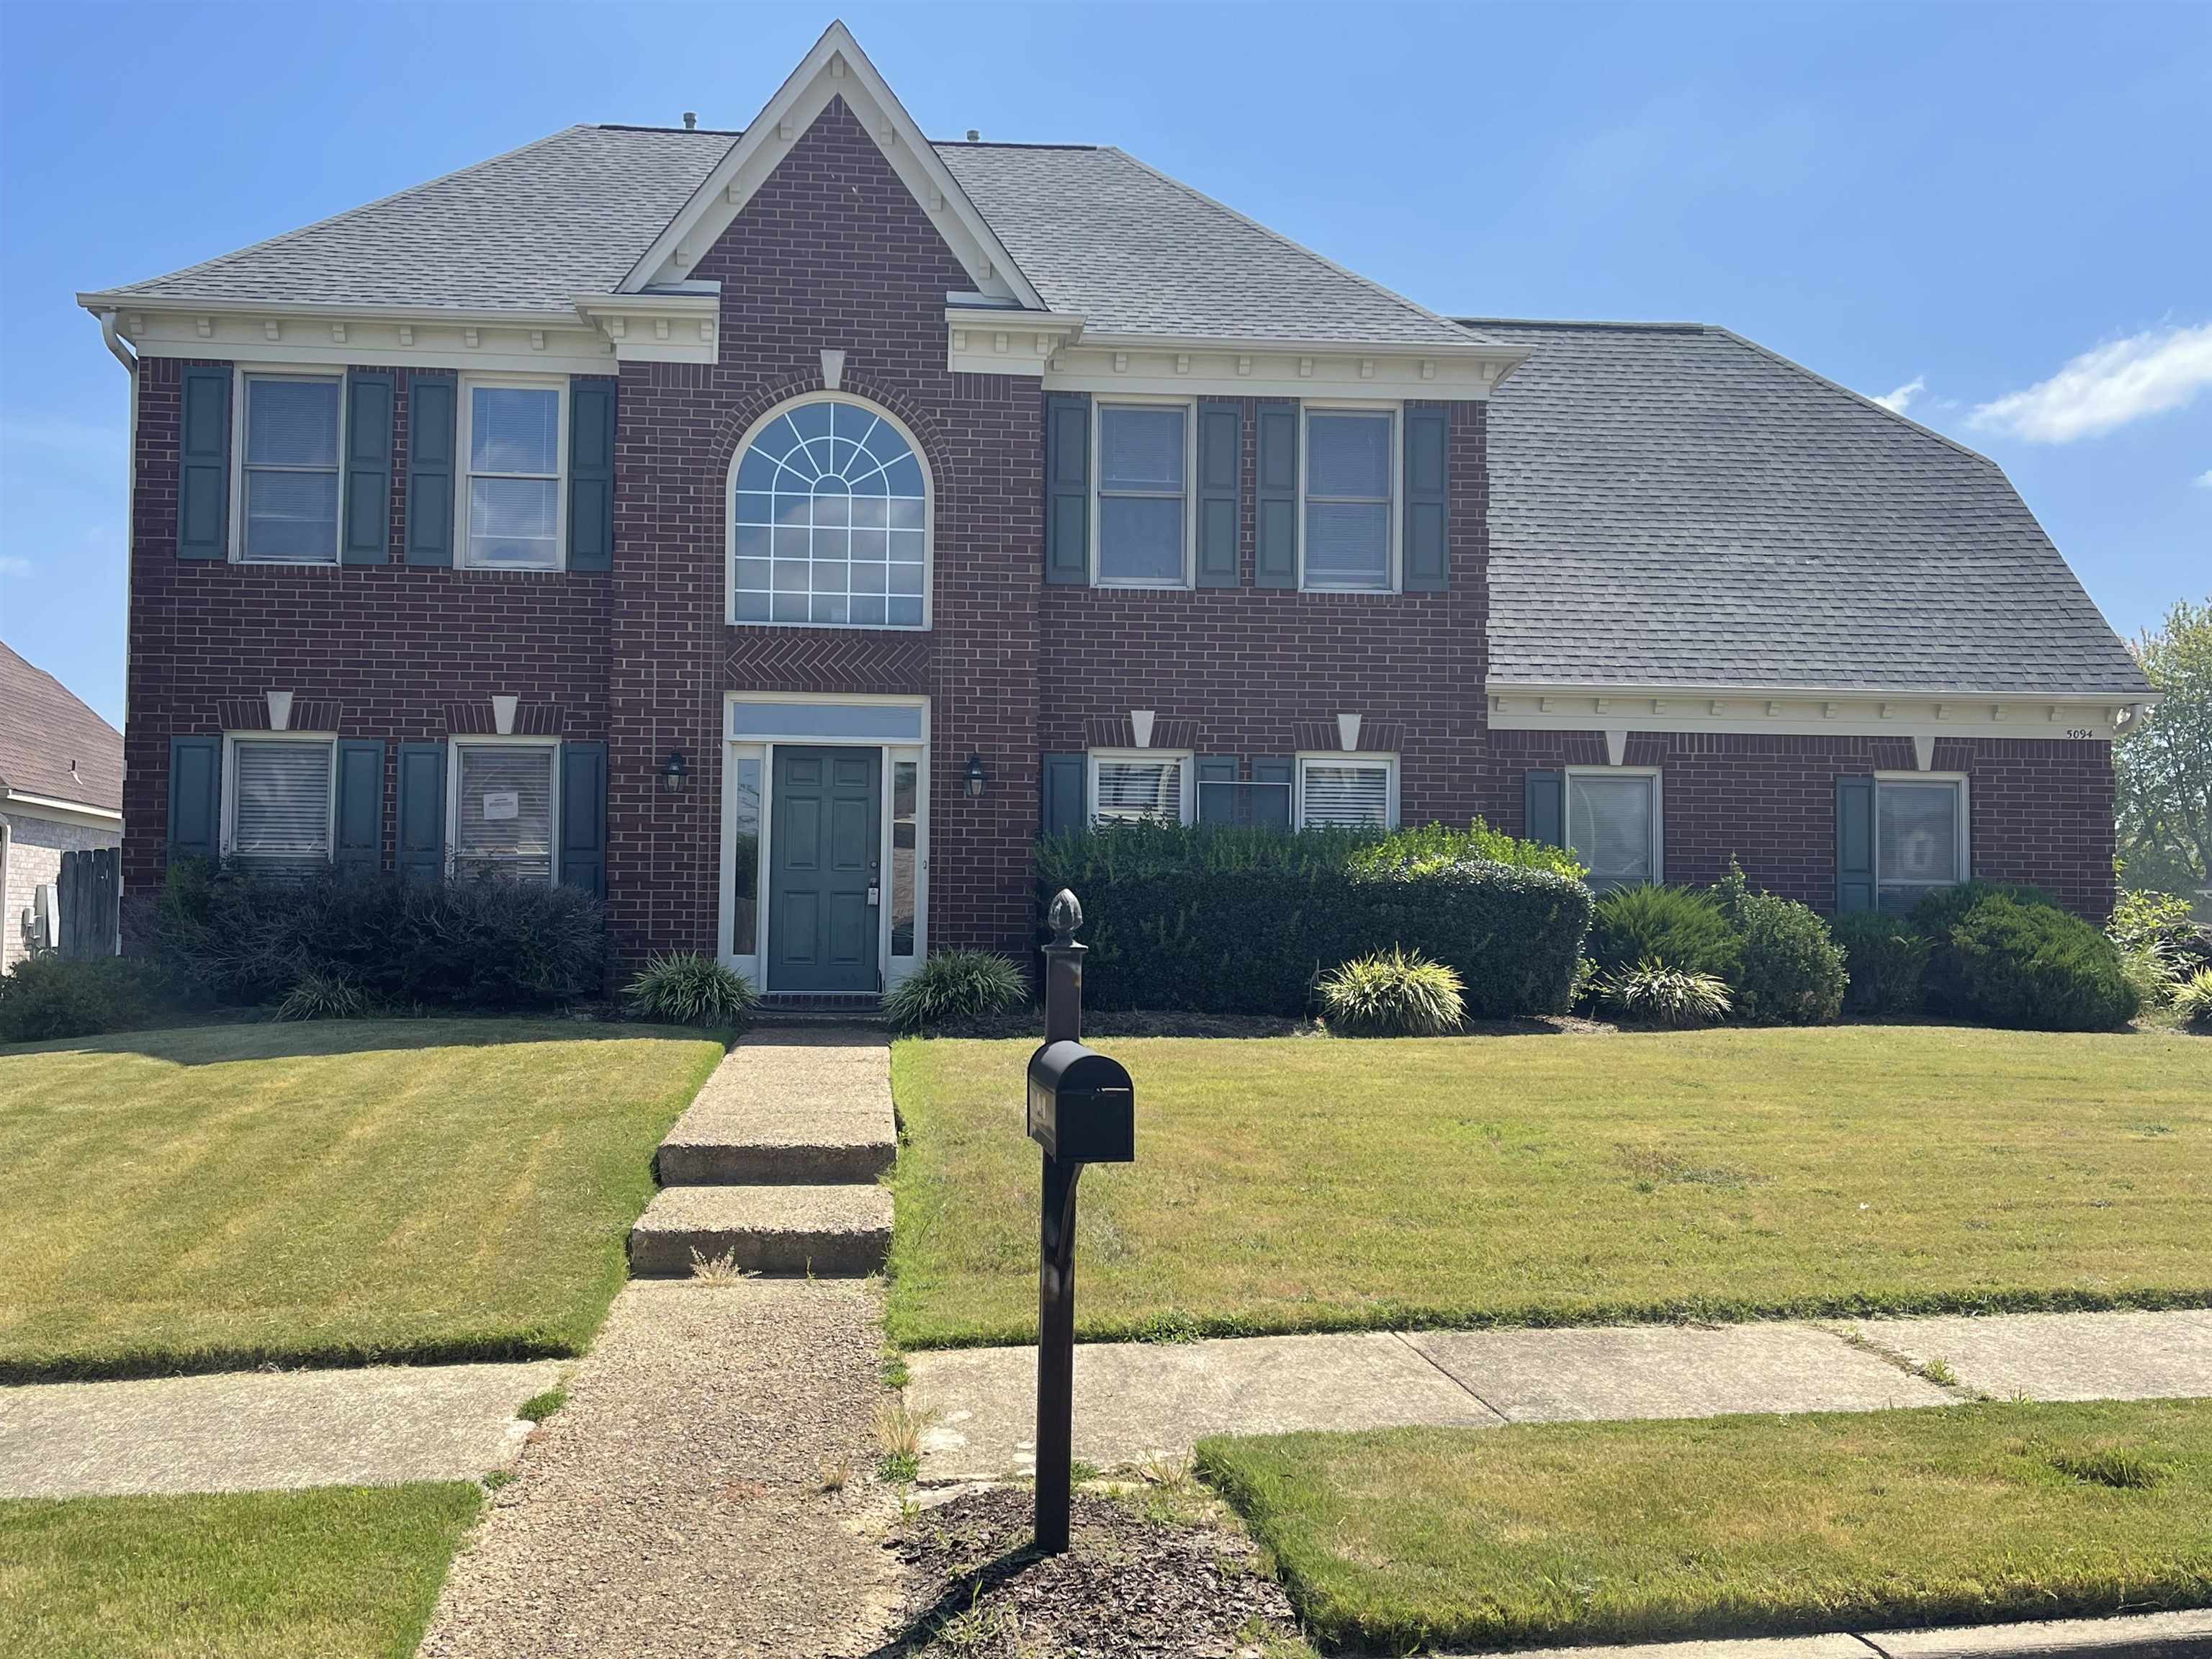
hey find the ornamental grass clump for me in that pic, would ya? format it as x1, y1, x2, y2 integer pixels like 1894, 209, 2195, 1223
883, 948, 1028, 1033
2173, 968, 2212, 1031
275, 969, 370, 1022
1599, 958, 1732, 1028
1317, 948, 1466, 1038
1587, 884, 1743, 983
624, 953, 760, 1028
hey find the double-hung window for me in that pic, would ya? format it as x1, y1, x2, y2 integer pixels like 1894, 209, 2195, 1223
461, 381, 565, 570
451, 740, 559, 881
1094, 403, 1190, 586
1297, 754, 1397, 829
1875, 775, 1968, 911
1566, 768, 1662, 890
226, 735, 335, 871
1090, 750, 1192, 824
1302, 408, 1394, 590
238, 373, 343, 563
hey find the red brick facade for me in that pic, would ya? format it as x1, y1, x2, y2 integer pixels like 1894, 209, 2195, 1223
117, 96, 2121, 968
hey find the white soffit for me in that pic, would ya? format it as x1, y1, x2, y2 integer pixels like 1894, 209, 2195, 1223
1488, 683, 2151, 739
624, 22, 1041, 310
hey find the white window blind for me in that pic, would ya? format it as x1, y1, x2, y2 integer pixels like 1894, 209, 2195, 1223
1096, 405, 1187, 584
1877, 781, 1961, 906
1303, 410, 1392, 590
1299, 760, 1392, 828
454, 745, 556, 881
233, 741, 333, 865
1568, 773, 1658, 889
467, 386, 561, 569
1094, 757, 1185, 823
242, 376, 341, 563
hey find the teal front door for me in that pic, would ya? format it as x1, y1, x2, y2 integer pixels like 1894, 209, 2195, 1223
768, 746, 881, 993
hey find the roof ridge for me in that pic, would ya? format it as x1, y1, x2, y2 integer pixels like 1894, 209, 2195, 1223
94, 125, 604, 300
928, 139, 1102, 152
1706, 327, 2002, 471
1099, 146, 1496, 347
1460, 315, 1710, 334
596, 122, 745, 137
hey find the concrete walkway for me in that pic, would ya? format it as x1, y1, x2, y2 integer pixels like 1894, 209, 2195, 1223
417, 1280, 899, 1659
1447, 1609, 2212, 1658
905, 1308, 2212, 1479
0, 1359, 564, 1498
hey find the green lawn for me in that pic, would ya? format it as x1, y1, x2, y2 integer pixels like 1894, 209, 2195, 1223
888, 1026, 2212, 1347
1197, 1399, 2212, 1650
0, 1483, 481, 1659
0, 1020, 723, 1381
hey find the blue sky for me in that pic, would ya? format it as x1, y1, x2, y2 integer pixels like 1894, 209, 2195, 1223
2, 1, 2206, 727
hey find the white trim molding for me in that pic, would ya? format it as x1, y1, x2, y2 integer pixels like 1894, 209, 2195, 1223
0, 786, 123, 832
1489, 682, 2152, 742
1034, 333, 1519, 400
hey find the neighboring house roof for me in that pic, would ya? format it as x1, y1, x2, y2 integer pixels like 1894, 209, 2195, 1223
88, 123, 1485, 349
0, 641, 124, 814
1472, 319, 2152, 696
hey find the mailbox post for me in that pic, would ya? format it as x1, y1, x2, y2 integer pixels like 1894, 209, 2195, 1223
1026, 889, 1134, 1554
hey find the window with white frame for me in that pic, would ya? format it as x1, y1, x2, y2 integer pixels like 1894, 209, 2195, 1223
1297, 754, 1397, 830
451, 741, 557, 881
730, 397, 928, 628
228, 736, 334, 868
1091, 750, 1192, 824
1876, 776, 1967, 911
1094, 403, 1190, 585
238, 373, 343, 563
1566, 768, 1661, 890
461, 381, 565, 570
1303, 408, 1394, 590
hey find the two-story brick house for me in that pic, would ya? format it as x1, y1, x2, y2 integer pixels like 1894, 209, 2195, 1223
76, 24, 2152, 1001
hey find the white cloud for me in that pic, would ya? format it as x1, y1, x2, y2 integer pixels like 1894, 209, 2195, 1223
1871, 374, 1925, 414
0, 554, 31, 577
1969, 323, 2212, 443
2195, 469, 2212, 489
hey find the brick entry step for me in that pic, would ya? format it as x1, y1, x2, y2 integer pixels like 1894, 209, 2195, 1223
629, 1027, 895, 1279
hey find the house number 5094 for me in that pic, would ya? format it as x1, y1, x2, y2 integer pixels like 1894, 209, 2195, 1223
2065, 728, 2094, 739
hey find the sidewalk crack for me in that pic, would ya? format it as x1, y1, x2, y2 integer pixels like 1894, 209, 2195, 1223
1392, 1331, 1509, 1424
1848, 1635, 1894, 1658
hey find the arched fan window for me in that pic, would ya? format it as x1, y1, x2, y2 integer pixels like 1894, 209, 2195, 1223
729, 397, 929, 629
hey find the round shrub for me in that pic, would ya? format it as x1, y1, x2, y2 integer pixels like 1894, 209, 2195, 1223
1598, 959, 1732, 1028
1950, 894, 2141, 1031
1910, 879, 2053, 1013
1317, 948, 1466, 1037
1832, 912, 1933, 1015
0, 956, 185, 1044
1588, 884, 1743, 982
884, 949, 1028, 1034
2173, 968, 2212, 1030
1728, 891, 1847, 1024
624, 953, 760, 1028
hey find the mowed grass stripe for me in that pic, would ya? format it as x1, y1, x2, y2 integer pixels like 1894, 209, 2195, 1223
888, 1026, 2212, 1347
0, 1021, 724, 1381
1196, 1399, 2212, 1650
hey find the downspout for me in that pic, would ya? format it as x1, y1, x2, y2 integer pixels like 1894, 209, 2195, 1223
96, 311, 138, 919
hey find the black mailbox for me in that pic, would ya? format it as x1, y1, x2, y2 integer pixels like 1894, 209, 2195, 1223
1026, 1040, 1135, 1165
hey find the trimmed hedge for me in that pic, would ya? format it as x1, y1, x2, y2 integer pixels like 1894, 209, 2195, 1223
1910, 879, 2054, 1014
1951, 894, 2140, 1031
1832, 912, 1932, 1016
1035, 822, 1591, 1018
1726, 889, 1848, 1025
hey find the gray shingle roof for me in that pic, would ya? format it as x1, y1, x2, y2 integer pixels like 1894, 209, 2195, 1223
1475, 319, 2149, 696
90, 123, 1487, 349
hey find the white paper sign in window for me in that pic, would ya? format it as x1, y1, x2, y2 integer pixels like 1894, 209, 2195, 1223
482, 791, 519, 822
455, 745, 554, 881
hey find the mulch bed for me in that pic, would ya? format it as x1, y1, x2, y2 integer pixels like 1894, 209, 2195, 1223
868, 1485, 1300, 1658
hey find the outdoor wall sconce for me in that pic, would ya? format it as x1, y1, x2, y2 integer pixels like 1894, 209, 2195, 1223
662, 750, 688, 793
964, 754, 988, 798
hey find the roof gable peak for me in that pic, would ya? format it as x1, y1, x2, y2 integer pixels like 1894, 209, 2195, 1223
621, 22, 1043, 309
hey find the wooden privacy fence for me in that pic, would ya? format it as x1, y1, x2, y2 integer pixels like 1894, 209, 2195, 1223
58, 847, 120, 959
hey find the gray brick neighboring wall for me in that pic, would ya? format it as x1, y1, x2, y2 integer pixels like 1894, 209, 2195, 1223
1, 811, 122, 971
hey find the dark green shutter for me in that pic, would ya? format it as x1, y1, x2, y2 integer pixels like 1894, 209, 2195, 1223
405, 372, 457, 567
1836, 775, 1876, 913
1255, 403, 1298, 588
1524, 770, 1564, 846
1040, 752, 1086, 835
396, 742, 446, 883
1044, 393, 1089, 585
334, 739, 385, 868
342, 371, 394, 565
1253, 755, 1293, 828
1195, 403, 1242, 588
557, 742, 608, 899
567, 377, 615, 572
1403, 405, 1449, 591
1195, 755, 1237, 822
177, 367, 231, 560
166, 735, 222, 862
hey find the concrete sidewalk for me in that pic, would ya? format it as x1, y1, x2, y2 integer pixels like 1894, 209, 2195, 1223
1444, 1609, 2212, 1658
905, 1308, 2212, 1479
0, 1359, 564, 1498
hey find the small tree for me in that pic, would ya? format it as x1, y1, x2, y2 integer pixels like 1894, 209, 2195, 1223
2116, 595, 2212, 915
